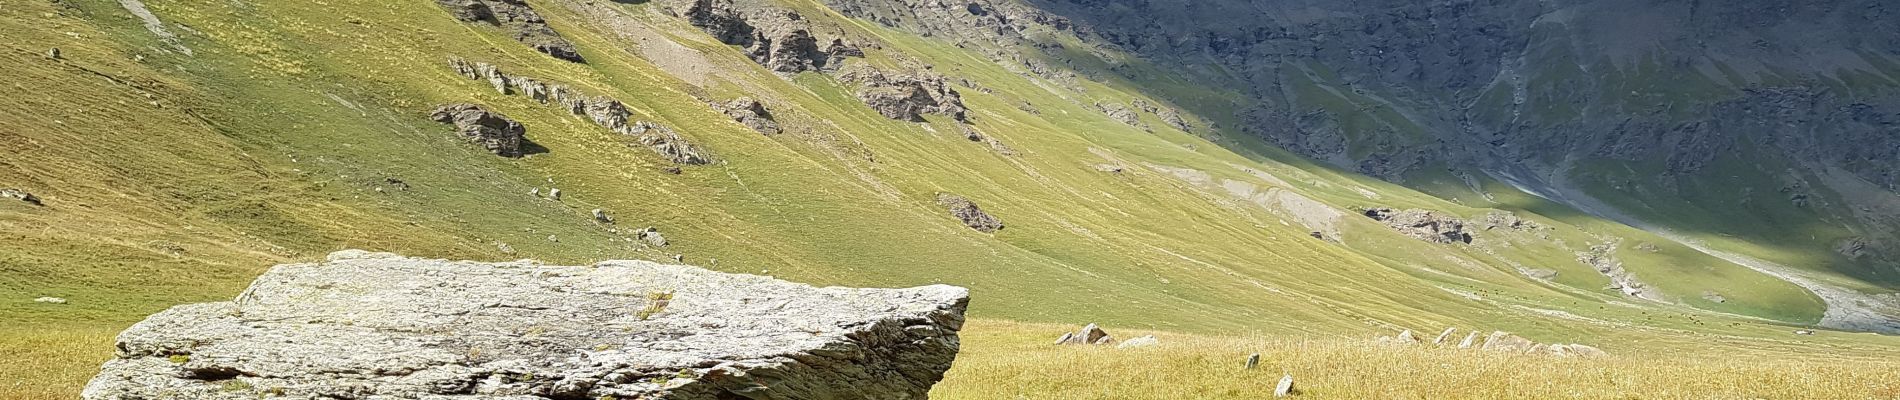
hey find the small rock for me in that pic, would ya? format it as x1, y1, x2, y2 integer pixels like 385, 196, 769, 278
1059, 323, 1114, 346
1457, 331, 1479, 348
1480, 331, 1535, 352
1394, 329, 1420, 344
546, 235, 558, 242
1245, 353, 1260, 369
672, 254, 684, 263
2, 188, 44, 206
1701, 290, 1727, 303
497, 242, 515, 254
592, 208, 613, 224
530, 188, 540, 197
34, 297, 67, 304
638, 228, 668, 247
1116, 335, 1158, 349
1092, 163, 1126, 173
1432, 327, 1457, 346
936, 193, 1003, 233
548, 188, 562, 201
1053, 332, 1074, 345
1795, 330, 1815, 335
1274, 374, 1297, 397
47, 47, 61, 59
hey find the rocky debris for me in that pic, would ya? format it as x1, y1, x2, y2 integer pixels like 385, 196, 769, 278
1545, 344, 1608, 358
842, 67, 968, 123
1055, 323, 1114, 345
936, 193, 1003, 233
1116, 335, 1159, 349
82, 250, 969, 399
435, 0, 584, 62
448, 58, 717, 166
429, 103, 526, 158
2, 188, 44, 206
637, 227, 668, 247
1457, 332, 1479, 348
592, 209, 613, 224
1096, 102, 1145, 129
673, 0, 860, 73
713, 97, 780, 135
1478, 211, 1544, 231
548, 187, 563, 201
627, 122, 713, 165
1158, 108, 1191, 132
1578, 242, 1662, 301
497, 242, 516, 254
1795, 329, 1816, 335
1836, 237, 1870, 260
1362, 208, 1472, 244
1274, 374, 1297, 397
33, 297, 67, 304
1244, 353, 1260, 369
46, 47, 60, 60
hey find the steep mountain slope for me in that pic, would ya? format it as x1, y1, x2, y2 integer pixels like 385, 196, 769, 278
3, 0, 1899, 398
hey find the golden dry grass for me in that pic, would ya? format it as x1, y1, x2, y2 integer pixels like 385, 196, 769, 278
934, 320, 1900, 399
0, 325, 116, 400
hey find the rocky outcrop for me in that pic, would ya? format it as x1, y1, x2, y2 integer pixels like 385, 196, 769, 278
449, 58, 715, 165
713, 97, 781, 135
673, 0, 861, 73
435, 0, 584, 62
1096, 102, 1143, 128
430, 103, 526, 158
936, 193, 1002, 233
2, 188, 43, 206
1362, 208, 1472, 244
843, 67, 968, 123
82, 250, 968, 399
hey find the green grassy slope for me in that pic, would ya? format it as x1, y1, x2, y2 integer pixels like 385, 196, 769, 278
1, 0, 1895, 398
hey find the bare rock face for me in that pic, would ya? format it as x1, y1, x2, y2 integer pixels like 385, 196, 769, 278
1362, 207, 1472, 244
714, 97, 781, 135
82, 250, 969, 400
435, 0, 584, 63
936, 193, 1002, 233
628, 122, 713, 165
430, 104, 526, 157
447, 58, 716, 166
843, 67, 969, 123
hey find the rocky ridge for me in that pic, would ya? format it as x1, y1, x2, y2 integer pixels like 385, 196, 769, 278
449, 58, 713, 165
435, 0, 585, 62
82, 250, 969, 399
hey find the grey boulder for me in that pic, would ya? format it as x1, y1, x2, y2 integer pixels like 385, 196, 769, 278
82, 250, 969, 399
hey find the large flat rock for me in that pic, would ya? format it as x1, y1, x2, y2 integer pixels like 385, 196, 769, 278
83, 250, 969, 399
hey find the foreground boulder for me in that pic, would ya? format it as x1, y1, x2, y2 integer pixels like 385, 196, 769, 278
83, 250, 969, 399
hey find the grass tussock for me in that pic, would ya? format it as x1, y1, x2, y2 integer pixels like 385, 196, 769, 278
934, 320, 1900, 399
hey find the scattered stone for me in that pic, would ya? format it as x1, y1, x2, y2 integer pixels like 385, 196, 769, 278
935, 193, 1003, 233
592, 208, 613, 224
1096, 102, 1143, 128
1579, 241, 1662, 301
546, 234, 558, 242
445, 59, 718, 166
1432, 327, 1457, 346
1479, 331, 1535, 353
80, 250, 969, 399
1457, 331, 1478, 348
842, 67, 968, 123
628, 122, 714, 165
434, 0, 584, 62
1116, 335, 1159, 349
1547, 343, 1608, 358
429, 103, 526, 158
46, 47, 60, 59
496, 242, 515, 254
1274, 374, 1297, 397
1057, 323, 1114, 346
1159, 108, 1191, 132
548, 187, 562, 200
1795, 329, 1816, 335
1092, 163, 1126, 173
638, 227, 668, 247
34, 297, 67, 304
1478, 211, 1544, 231
1053, 332, 1074, 345
2, 188, 44, 206
1362, 207, 1472, 244
672, 254, 685, 263
1394, 329, 1420, 344
713, 97, 780, 135
1245, 353, 1260, 369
